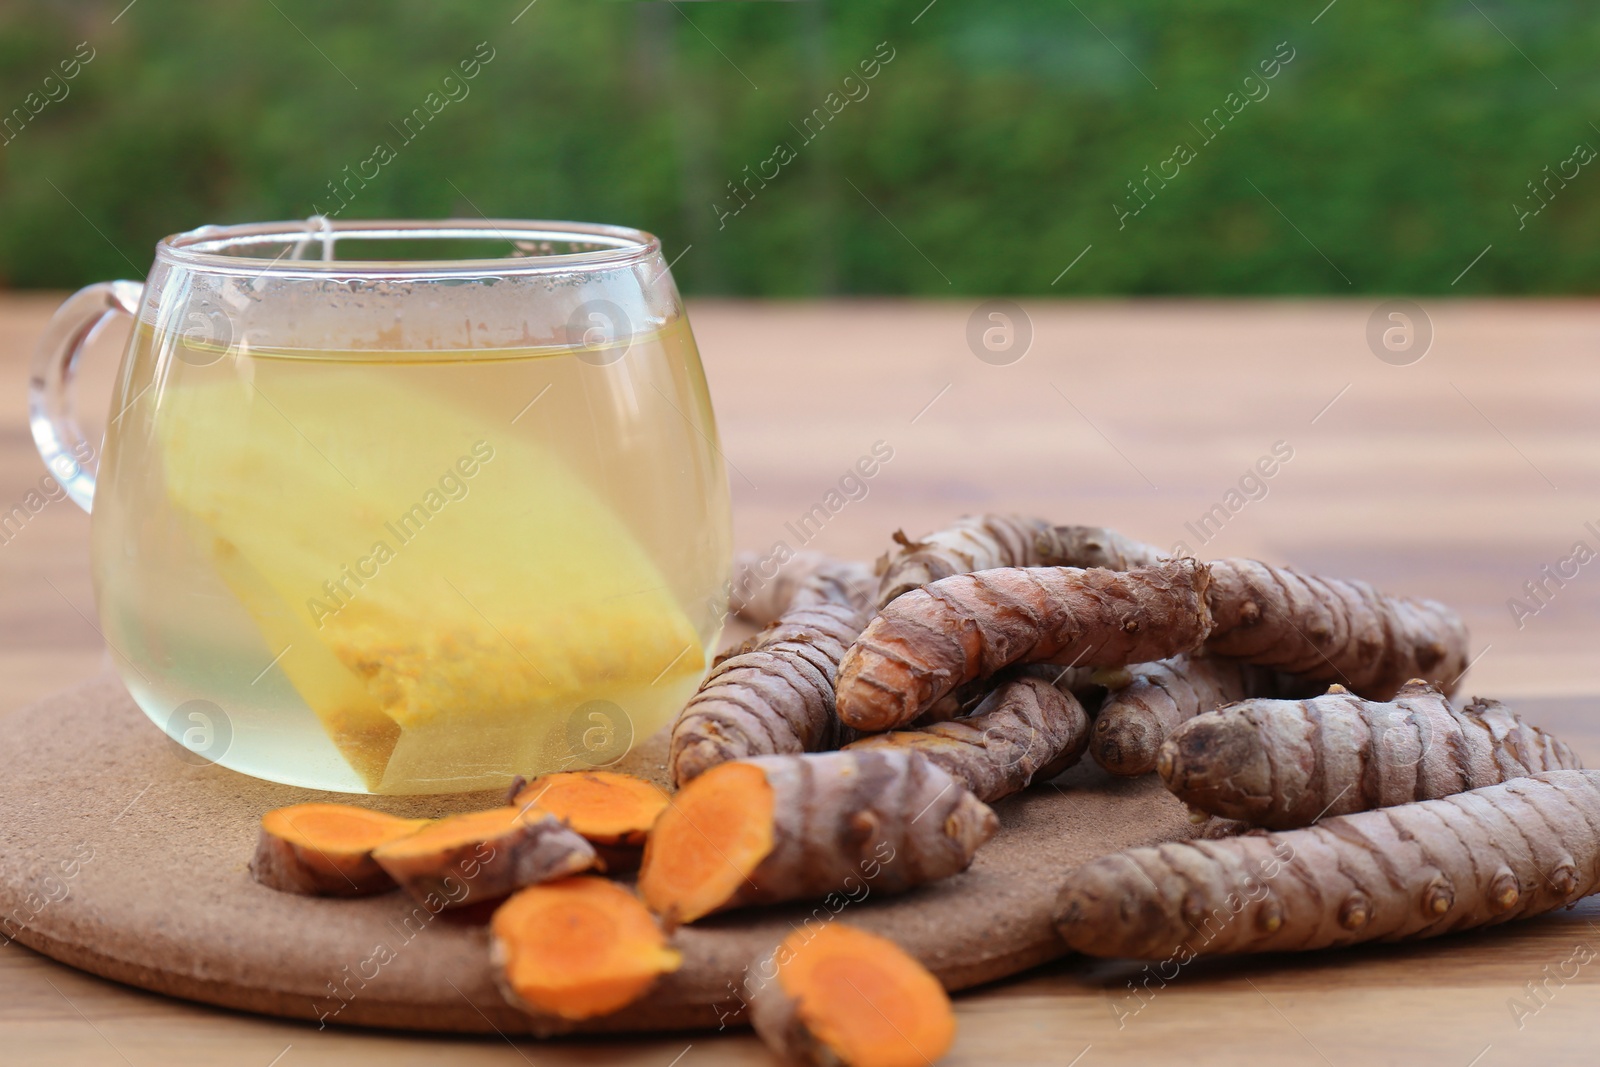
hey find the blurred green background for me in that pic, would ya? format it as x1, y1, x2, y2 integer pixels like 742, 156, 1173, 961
0, 0, 1595, 294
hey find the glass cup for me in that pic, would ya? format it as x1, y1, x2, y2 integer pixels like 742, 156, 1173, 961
30, 218, 731, 794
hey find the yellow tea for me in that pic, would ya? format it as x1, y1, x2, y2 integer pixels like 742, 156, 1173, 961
93, 318, 730, 793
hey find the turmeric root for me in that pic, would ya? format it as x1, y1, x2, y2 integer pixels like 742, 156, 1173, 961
1055, 770, 1600, 959
490, 876, 681, 1020
914, 663, 1097, 725
1089, 655, 1300, 778
732, 551, 876, 624
509, 770, 670, 873
1158, 680, 1582, 830
1039, 523, 1166, 572
251, 804, 432, 897
750, 923, 956, 1067
669, 599, 867, 787
874, 515, 1164, 608
637, 750, 997, 924
371, 806, 596, 908
835, 559, 1212, 732
844, 674, 1090, 803
1204, 558, 1469, 698
875, 514, 1052, 608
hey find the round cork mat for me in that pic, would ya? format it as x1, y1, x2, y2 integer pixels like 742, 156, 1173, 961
0, 672, 1201, 1035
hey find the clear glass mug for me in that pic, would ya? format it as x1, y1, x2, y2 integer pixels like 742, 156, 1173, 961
30, 219, 731, 794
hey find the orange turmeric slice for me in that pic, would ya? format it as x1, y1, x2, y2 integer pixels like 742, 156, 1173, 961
490, 876, 682, 1020
751, 923, 956, 1067
372, 806, 597, 909
638, 761, 776, 923
510, 771, 671, 873
251, 803, 432, 897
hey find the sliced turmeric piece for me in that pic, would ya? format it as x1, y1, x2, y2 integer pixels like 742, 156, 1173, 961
490, 876, 682, 1021
751, 923, 956, 1067
509, 770, 671, 873
637, 750, 997, 925
251, 803, 432, 897
371, 806, 596, 908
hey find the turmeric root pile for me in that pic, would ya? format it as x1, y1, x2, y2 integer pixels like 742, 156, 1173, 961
244, 514, 1600, 1062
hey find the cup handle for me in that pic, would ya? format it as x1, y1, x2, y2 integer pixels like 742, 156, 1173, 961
28, 280, 142, 513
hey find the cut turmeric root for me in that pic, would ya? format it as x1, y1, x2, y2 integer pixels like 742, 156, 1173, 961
251, 803, 432, 897
490, 876, 682, 1021
637, 751, 997, 924
751, 923, 956, 1067
509, 770, 670, 873
371, 806, 597, 908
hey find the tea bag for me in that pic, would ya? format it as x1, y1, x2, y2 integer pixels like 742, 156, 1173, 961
158, 366, 706, 792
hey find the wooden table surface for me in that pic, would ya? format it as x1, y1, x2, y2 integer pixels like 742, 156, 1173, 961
3, 293, 1600, 1065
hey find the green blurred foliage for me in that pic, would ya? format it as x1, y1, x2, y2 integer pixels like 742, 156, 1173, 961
0, 0, 1595, 294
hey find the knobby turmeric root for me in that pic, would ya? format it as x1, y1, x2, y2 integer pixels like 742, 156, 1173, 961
835, 559, 1212, 732
1041, 523, 1167, 572
732, 551, 876, 624
670, 596, 867, 787
509, 770, 670, 873
874, 514, 1049, 608
874, 515, 1164, 608
371, 806, 597, 908
1204, 558, 1469, 699
915, 663, 1099, 726
637, 750, 997, 924
1159, 680, 1582, 830
1089, 655, 1300, 778
750, 923, 956, 1067
844, 674, 1090, 803
490, 876, 682, 1021
251, 804, 432, 897
1055, 770, 1600, 959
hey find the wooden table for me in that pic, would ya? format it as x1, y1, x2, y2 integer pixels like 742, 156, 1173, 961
3, 294, 1598, 1064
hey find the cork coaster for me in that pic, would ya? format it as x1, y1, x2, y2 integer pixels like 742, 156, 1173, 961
0, 672, 1200, 1035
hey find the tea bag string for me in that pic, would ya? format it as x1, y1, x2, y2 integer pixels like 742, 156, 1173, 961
288, 215, 337, 262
